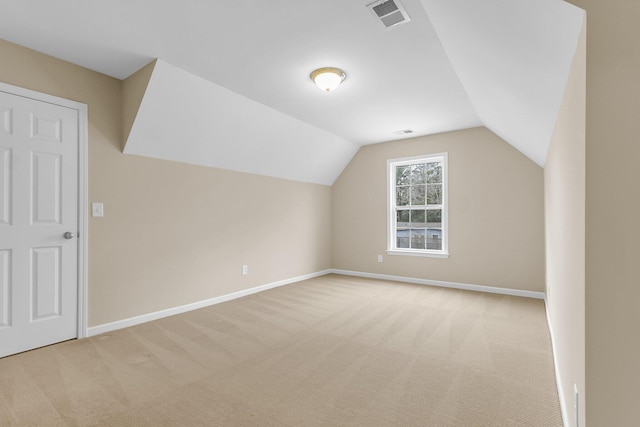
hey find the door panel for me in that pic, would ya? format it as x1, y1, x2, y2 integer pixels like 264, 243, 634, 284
31, 114, 62, 143
31, 152, 62, 224
0, 107, 11, 135
0, 90, 78, 358
31, 246, 62, 320
0, 147, 9, 225
0, 249, 9, 328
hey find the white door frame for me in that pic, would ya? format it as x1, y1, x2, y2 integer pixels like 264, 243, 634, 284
0, 81, 89, 339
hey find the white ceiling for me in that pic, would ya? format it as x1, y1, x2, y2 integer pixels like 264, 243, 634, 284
125, 60, 359, 185
0, 0, 584, 184
421, 0, 584, 166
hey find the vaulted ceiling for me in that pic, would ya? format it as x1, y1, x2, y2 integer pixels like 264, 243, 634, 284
0, 0, 584, 185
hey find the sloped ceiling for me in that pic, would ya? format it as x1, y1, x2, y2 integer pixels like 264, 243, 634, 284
0, 0, 584, 184
125, 60, 359, 185
420, 0, 585, 166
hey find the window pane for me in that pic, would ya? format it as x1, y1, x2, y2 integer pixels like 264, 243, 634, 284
396, 186, 409, 206
411, 185, 426, 205
426, 162, 442, 183
427, 229, 442, 250
426, 209, 442, 227
410, 209, 425, 227
411, 163, 426, 184
390, 156, 446, 254
396, 165, 410, 186
427, 184, 442, 205
396, 210, 410, 227
410, 228, 426, 250
396, 229, 410, 248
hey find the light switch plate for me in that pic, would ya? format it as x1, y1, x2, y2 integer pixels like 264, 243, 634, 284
92, 202, 104, 217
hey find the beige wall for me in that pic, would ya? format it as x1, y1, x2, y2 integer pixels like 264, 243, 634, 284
544, 19, 586, 427
332, 127, 545, 292
122, 59, 155, 146
0, 39, 332, 326
566, 1, 640, 425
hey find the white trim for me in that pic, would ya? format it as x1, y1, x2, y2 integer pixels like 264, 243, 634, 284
330, 269, 546, 299
387, 152, 449, 256
0, 82, 85, 111
545, 297, 570, 427
86, 266, 546, 338
386, 249, 449, 258
87, 269, 332, 337
76, 104, 89, 339
0, 82, 89, 340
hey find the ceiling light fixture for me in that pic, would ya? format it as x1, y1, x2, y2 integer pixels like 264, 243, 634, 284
310, 67, 346, 92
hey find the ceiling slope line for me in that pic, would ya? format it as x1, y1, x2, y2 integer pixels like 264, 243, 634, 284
420, 0, 585, 167
124, 59, 360, 186
0, 0, 484, 149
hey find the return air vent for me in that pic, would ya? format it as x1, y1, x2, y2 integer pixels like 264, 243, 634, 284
367, 0, 411, 29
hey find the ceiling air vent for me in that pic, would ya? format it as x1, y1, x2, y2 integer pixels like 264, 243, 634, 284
367, 0, 411, 29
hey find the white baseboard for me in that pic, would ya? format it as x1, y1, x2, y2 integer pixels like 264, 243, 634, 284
545, 298, 570, 427
87, 269, 332, 337
329, 269, 546, 299
88, 268, 545, 337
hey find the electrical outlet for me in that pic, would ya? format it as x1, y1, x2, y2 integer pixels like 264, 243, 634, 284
377, 255, 383, 262
242, 265, 248, 276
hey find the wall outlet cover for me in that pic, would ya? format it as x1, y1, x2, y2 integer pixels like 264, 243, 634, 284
92, 202, 104, 217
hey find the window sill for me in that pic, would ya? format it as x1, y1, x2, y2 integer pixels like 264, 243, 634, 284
386, 250, 449, 259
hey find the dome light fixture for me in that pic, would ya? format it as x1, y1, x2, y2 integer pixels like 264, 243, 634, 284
310, 67, 346, 92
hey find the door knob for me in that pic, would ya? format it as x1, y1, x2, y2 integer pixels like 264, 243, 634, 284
63, 232, 75, 239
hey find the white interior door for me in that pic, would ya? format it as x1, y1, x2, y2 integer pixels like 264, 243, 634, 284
0, 89, 79, 358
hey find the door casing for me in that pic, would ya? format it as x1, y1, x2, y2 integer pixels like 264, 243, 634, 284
0, 81, 89, 339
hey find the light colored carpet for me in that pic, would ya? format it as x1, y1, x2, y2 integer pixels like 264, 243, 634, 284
0, 274, 562, 426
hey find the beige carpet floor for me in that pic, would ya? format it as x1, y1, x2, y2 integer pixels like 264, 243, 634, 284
0, 274, 563, 426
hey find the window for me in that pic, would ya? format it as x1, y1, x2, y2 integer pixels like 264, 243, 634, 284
387, 153, 448, 257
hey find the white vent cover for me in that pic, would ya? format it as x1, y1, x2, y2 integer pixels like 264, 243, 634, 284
367, 0, 411, 29
393, 129, 414, 135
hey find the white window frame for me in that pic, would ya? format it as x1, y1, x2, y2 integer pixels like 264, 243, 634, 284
387, 153, 449, 258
